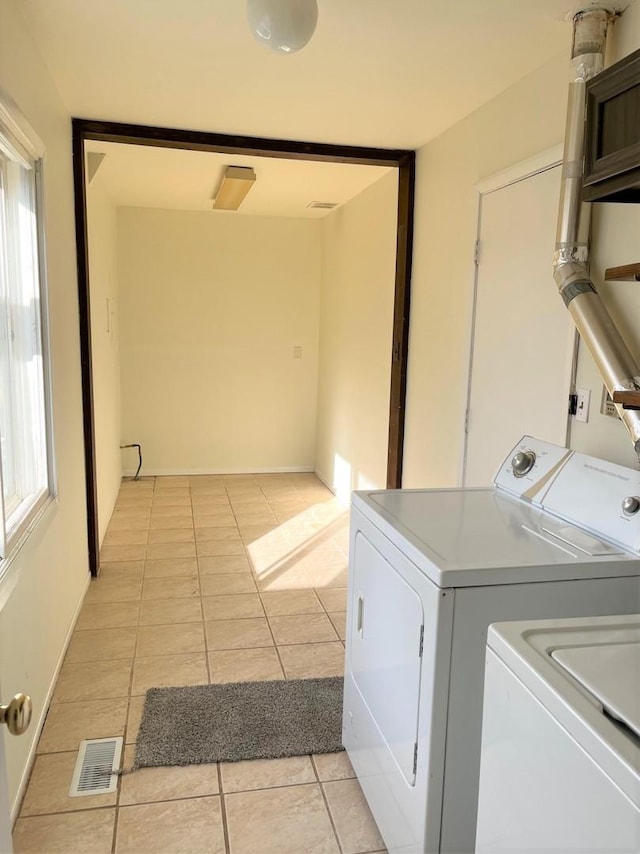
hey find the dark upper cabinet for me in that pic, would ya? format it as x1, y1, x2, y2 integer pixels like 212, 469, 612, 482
584, 47, 640, 203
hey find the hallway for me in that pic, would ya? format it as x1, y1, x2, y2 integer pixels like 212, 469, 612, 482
13, 473, 385, 853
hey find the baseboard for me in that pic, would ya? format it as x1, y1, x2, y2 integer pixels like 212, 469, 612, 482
11, 570, 91, 824
313, 468, 336, 494
313, 470, 351, 509
98, 473, 122, 548
123, 466, 315, 477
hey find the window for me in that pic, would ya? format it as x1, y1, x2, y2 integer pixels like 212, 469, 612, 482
0, 99, 53, 560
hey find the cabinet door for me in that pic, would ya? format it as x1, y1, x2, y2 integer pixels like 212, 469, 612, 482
348, 531, 424, 786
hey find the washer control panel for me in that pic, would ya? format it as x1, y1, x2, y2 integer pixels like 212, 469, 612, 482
622, 496, 640, 516
494, 436, 572, 503
543, 452, 640, 553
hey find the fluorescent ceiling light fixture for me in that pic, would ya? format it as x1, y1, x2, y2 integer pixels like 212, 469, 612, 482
247, 0, 318, 54
213, 166, 256, 210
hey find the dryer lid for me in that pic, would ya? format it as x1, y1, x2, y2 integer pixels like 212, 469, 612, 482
552, 642, 640, 739
353, 488, 636, 587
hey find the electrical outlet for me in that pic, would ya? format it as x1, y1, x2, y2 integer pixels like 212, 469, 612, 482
575, 387, 591, 423
293, 346, 302, 359
601, 385, 621, 419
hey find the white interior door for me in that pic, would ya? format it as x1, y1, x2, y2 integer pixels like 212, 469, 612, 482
463, 159, 576, 486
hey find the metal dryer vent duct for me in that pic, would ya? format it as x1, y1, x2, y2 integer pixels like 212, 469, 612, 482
554, 6, 640, 457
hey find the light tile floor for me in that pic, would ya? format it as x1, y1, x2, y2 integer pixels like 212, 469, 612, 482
14, 473, 386, 854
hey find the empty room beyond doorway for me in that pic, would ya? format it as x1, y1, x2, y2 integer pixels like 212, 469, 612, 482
75, 123, 414, 575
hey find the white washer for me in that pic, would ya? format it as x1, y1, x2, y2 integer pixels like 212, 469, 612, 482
476, 614, 640, 853
342, 436, 640, 854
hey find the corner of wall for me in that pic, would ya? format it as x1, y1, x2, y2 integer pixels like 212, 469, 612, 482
315, 171, 398, 500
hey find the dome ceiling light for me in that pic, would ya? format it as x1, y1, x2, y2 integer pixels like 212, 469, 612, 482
247, 0, 319, 54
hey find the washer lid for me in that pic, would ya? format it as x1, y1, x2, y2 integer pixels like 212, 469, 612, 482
552, 642, 640, 738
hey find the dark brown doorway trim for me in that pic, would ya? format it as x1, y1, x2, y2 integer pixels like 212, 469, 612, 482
72, 118, 415, 576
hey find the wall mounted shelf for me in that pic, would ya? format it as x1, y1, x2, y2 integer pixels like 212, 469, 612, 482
604, 263, 640, 282
612, 390, 640, 409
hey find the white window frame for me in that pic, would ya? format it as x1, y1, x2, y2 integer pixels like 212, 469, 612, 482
0, 91, 55, 568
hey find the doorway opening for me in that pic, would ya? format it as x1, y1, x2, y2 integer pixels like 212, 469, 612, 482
73, 119, 415, 575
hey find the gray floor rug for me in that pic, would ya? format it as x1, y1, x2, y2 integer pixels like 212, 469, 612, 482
135, 676, 344, 768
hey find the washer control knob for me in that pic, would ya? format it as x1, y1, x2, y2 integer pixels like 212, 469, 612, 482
511, 450, 536, 478
622, 496, 640, 516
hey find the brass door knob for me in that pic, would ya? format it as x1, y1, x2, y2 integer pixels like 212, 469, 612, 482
0, 694, 32, 736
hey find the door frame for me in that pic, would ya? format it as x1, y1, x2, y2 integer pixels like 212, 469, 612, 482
72, 119, 416, 576
460, 143, 576, 485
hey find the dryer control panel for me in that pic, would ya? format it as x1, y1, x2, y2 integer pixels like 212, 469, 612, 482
493, 436, 572, 504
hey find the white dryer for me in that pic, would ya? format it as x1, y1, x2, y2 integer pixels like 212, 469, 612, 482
342, 436, 640, 854
476, 614, 640, 853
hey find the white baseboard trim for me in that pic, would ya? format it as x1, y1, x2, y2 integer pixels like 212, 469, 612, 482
313, 469, 335, 494
312, 470, 352, 510
11, 570, 91, 824
98, 474, 122, 549
123, 466, 315, 477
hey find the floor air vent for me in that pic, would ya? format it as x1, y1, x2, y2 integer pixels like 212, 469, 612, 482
307, 201, 338, 209
69, 737, 123, 797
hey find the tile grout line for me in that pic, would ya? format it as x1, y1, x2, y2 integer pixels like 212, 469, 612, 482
127, 503, 145, 699
20, 803, 119, 822
264, 609, 287, 680
125, 478, 146, 792
19, 785, 234, 824
193, 483, 213, 685
216, 763, 231, 854
112, 713, 125, 854
111, 803, 119, 854
318, 777, 345, 854
243, 509, 290, 680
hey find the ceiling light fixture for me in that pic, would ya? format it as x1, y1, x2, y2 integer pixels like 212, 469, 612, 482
213, 166, 256, 210
247, 0, 318, 54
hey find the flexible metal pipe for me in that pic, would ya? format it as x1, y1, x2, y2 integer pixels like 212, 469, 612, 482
553, 7, 640, 455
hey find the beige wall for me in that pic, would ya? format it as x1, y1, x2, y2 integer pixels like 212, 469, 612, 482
403, 52, 570, 487
117, 208, 322, 474
0, 0, 88, 815
87, 176, 122, 541
404, 4, 640, 486
315, 172, 398, 502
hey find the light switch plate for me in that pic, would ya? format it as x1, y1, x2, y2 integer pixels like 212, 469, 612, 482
575, 387, 591, 423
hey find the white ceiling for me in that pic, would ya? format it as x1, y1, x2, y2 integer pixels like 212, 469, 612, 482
86, 141, 392, 217
18, 0, 598, 151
